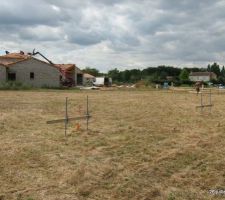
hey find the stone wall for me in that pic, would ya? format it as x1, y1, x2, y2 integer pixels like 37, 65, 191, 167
189, 76, 210, 82
0, 65, 6, 83
7, 58, 61, 87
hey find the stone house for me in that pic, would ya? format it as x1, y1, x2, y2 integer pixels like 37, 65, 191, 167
83, 73, 95, 85
189, 72, 217, 82
0, 52, 83, 87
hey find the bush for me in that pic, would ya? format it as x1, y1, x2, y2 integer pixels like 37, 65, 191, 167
41, 84, 81, 90
135, 80, 152, 88
180, 80, 194, 85
0, 81, 32, 90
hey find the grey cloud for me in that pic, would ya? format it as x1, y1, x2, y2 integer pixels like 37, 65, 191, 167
0, 0, 69, 26
19, 26, 64, 42
68, 31, 106, 45
157, 0, 215, 12
0, 0, 225, 70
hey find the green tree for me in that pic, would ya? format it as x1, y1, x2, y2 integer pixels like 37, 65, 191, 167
147, 72, 160, 82
130, 69, 142, 82
207, 64, 211, 72
121, 70, 131, 82
221, 66, 225, 77
108, 68, 121, 82
208, 62, 221, 77
83, 67, 100, 77
179, 68, 189, 81
159, 71, 168, 80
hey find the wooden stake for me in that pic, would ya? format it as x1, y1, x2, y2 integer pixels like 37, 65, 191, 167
65, 97, 68, 137
86, 95, 89, 131
201, 92, 203, 113
209, 88, 212, 113
47, 97, 92, 136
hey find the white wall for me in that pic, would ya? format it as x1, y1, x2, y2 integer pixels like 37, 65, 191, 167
189, 76, 210, 82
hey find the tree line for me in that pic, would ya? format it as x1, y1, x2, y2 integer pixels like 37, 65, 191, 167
83, 62, 225, 85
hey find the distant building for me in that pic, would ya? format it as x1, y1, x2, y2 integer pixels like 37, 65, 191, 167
166, 76, 174, 81
93, 77, 112, 87
83, 73, 95, 85
189, 72, 217, 82
75, 67, 84, 86
55, 64, 75, 87
0, 51, 83, 87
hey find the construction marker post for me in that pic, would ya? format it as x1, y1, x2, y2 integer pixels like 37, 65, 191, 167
196, 91, 213, 112
65, 97, 68, 137
201, 92, 203, 113
209, 87, 212, 113
47, 96, 92, 137
86, 96, 89, 131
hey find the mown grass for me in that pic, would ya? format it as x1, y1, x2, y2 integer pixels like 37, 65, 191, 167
0, 90, 225, 199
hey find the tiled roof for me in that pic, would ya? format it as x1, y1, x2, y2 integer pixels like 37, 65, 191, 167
55, 64, 75, 71
0, 53, 31, 66
0, 53, 30, 59
84, 73, 95, 78
0, 53, 78, 81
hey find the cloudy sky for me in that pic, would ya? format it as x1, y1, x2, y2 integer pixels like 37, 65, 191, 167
0, 0, 225, 72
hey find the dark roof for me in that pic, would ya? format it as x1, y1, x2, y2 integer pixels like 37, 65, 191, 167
189, 72, 217, 77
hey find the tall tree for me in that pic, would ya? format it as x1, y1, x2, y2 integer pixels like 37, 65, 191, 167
179, 68, 189, 81
83, 67, 100, 77
108, 68, 121, 82
221, 66, 225, 77
121, 70, 131, 82
209, 62, 221, 76
207, 64, 211, 72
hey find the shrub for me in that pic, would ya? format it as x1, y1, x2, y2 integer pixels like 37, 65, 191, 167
0, 81, 32, 90
135, 80, 150, 88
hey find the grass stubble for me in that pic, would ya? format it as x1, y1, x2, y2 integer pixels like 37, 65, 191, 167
0, 90, 225, 199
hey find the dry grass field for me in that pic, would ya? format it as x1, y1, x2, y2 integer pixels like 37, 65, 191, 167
1, 89, 225, 200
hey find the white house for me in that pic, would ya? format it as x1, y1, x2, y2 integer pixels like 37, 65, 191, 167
189, 72, 217, 82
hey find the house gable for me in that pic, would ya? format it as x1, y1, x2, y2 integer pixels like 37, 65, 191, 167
6, 58, 61, 87
0, 52, 78, 87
